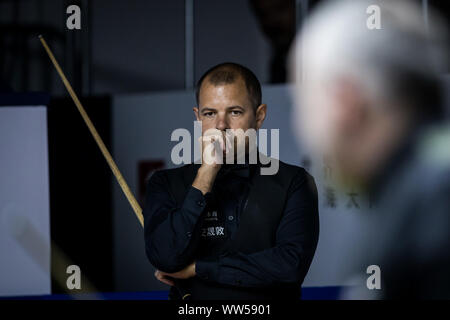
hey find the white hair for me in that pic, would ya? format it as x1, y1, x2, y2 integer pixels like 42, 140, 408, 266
293, 0, 447, 110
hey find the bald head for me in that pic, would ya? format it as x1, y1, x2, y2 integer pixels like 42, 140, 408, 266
289, 0, 448, 185
292, 0, 447, 119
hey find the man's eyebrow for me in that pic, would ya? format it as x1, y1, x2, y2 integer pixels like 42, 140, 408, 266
200, 107, 217, 112
200, 105, 244, 112
226, 105, 244, 110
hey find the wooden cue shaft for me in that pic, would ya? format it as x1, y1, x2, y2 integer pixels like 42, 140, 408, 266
38, 35, 144, 227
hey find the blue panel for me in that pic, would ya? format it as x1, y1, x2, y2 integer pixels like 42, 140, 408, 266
301, 286, 343, 300
1, 287, 344, 300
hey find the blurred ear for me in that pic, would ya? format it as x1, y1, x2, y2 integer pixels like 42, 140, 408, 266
193, 107, 200, 121
255, 104, 267, 130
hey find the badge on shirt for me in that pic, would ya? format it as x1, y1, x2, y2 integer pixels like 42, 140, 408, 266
201, 210, 226, 239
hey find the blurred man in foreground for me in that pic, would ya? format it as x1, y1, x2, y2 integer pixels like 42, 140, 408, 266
291, 0, 449, 298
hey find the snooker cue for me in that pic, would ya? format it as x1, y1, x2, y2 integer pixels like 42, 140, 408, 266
38, 35, 143, 227
39, 35, 191, 300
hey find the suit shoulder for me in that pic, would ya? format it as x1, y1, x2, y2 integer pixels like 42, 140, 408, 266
277, 161, 318, 197
260, 156, 313, 189
277, 159, 310, 179
152, 164, 195, 178
148, 164, 196, 185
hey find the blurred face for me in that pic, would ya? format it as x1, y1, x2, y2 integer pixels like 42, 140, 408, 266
291, 54, 371, 179
292, 65, 407, 186
293, 71, 345, 159
194, 77, 266, 158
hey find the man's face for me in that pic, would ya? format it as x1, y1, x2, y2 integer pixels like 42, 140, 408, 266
194, 77, 260, 133
194, 77, 266, 161
293, 65, 395, 185
293, 72, 343, 158
194, 77, 266, 158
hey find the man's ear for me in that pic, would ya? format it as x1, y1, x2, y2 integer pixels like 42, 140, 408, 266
255, 104, 267, 130
193, 107, 200, 121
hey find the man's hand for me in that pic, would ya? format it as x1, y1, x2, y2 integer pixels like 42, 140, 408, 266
193, 129, 232, 194
154, 262, 196, 287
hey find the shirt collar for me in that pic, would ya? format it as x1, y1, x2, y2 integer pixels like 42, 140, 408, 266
220, 163, 251, 179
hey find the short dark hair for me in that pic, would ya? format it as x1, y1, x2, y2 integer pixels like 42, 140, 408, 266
195, 62, 262, 111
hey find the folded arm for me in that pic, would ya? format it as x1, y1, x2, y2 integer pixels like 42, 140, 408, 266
143, 170, 209, 273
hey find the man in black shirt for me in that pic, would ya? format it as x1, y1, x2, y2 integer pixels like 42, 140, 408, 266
143, 62, 319, 300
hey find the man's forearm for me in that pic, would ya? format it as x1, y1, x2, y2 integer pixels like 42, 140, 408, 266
192, 165, 219, 195
194, 244, 315, 288
144, 172, 209, 272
